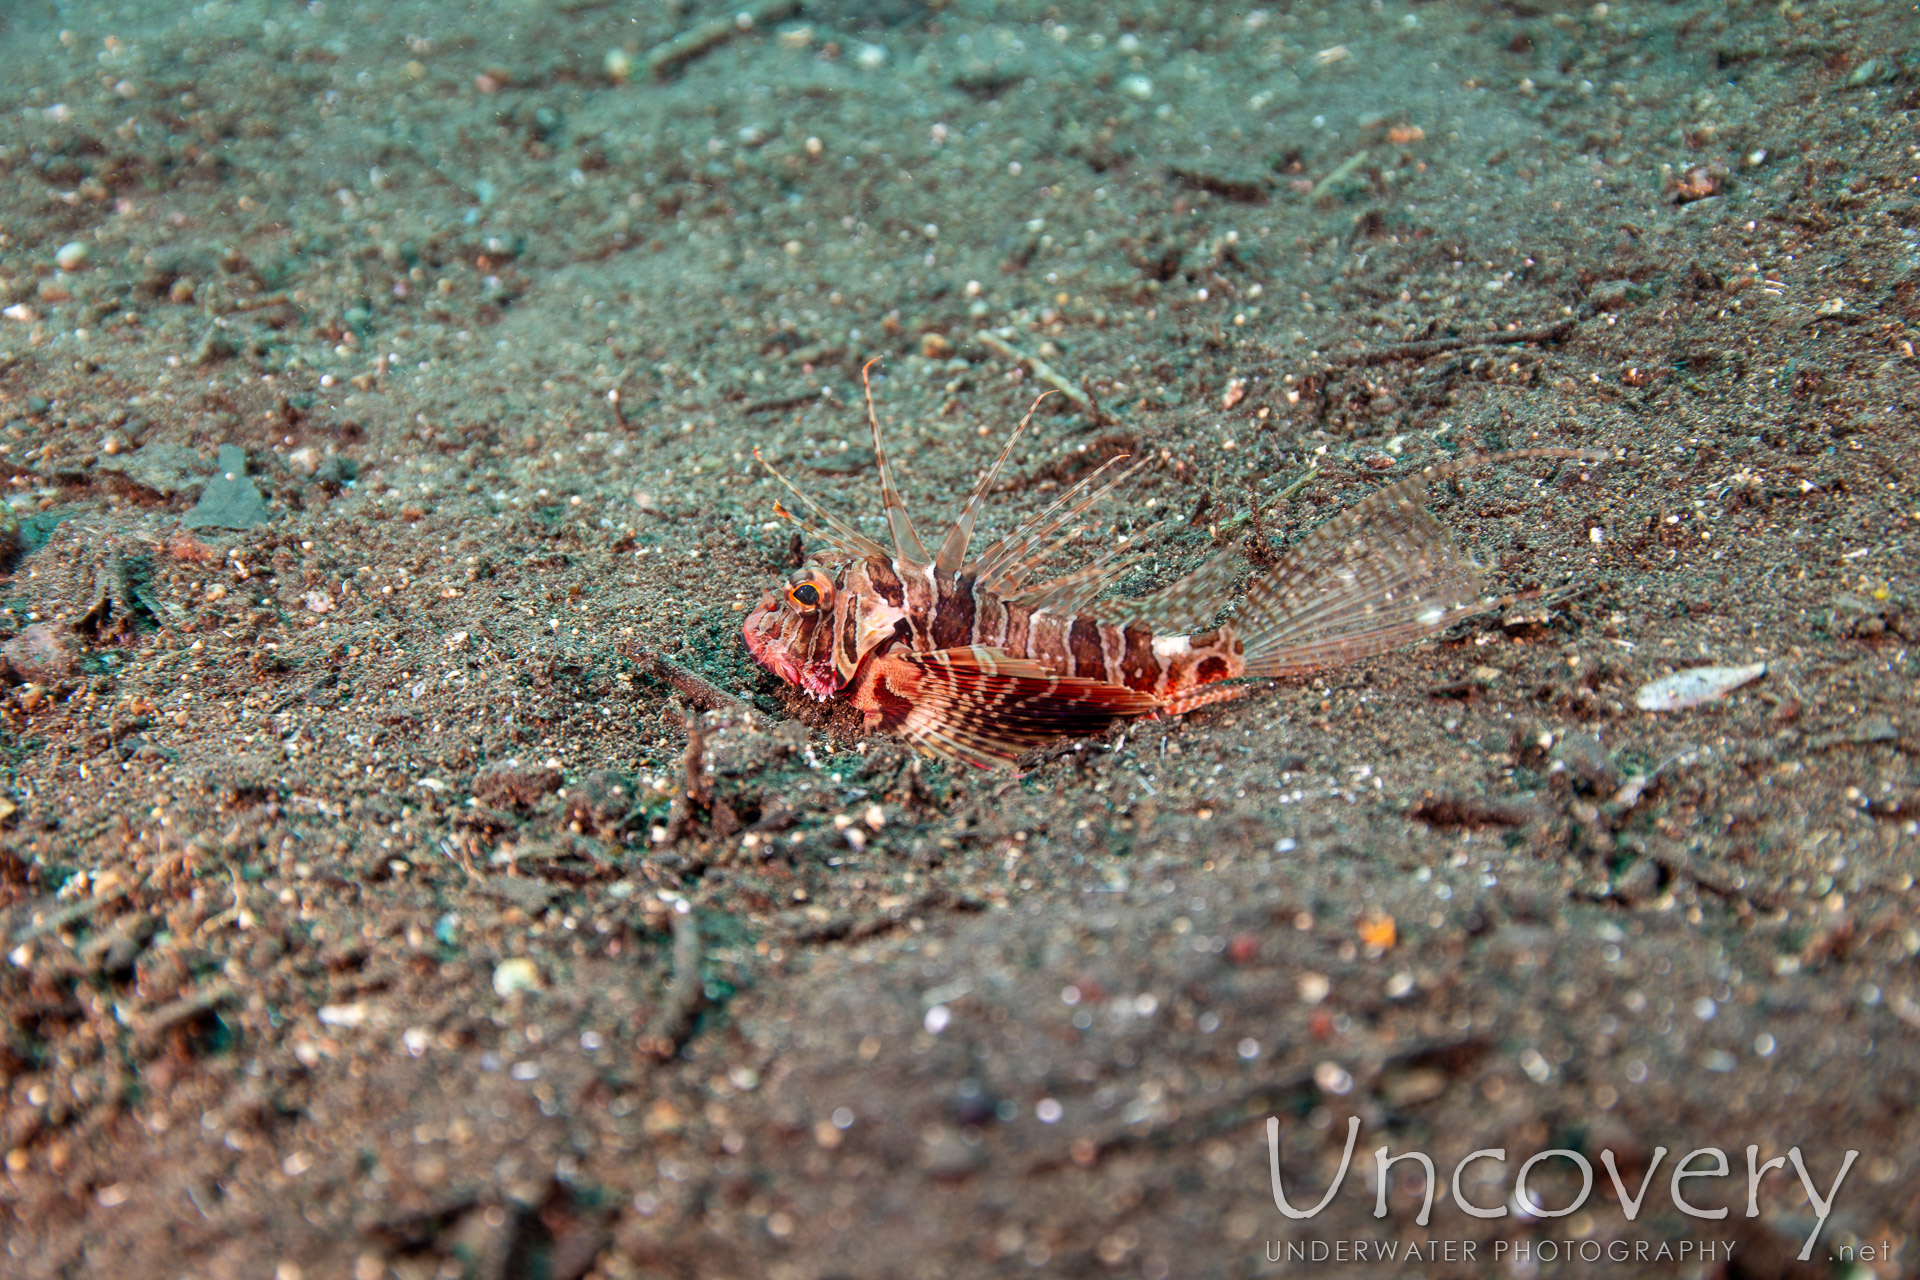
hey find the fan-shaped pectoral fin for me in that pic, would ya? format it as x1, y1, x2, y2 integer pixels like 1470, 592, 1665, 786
848, 646, 1160, 770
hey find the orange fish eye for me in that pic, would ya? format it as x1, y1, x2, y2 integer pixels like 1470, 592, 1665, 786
784, 570, 833, 612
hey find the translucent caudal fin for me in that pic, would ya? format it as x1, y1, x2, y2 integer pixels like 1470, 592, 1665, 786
1237, 449, 1602, 677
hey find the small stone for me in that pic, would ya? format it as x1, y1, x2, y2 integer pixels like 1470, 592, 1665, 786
1841, 718, 1898, 747
317, 1002, 369, 1028
492, 958, 542, 998
167, 276, 196, 305
1611, 855, 1660, 905
472, 761, 562, 811
1847, 59, 1896, 88
1832, 592, 1908, 641
310, 455, 357, 487
3, 624, 79, 684
919, 1126, 982, 1178
53, 241, 89, 271
96, 442, 214, 497
183, 445, 270, 530
1550, 732, 1621, 793
564, 768, 635, 835
192, 329, 237, 365
1379, 1066, 1447, 1108
702, 708, 808, 777
1671, 164, 1725, 204
1589, 280, 1640, 311
918, 332, 952, 359
193, 755, 275, 805
1357, 912, 1396, 951
604, 48, 635, 83
807, 447, 875, 475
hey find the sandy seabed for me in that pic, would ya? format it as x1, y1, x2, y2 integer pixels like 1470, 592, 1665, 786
0, 1, 1917, 1276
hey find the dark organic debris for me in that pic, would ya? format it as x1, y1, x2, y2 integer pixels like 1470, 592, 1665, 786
1169, 164, 1271, 204
1409, 793, 1535, 828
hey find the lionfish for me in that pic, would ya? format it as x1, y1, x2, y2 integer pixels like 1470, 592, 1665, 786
744, 364, 1596, 770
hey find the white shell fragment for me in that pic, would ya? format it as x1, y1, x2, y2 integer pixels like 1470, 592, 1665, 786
1633, 663, 1766, 711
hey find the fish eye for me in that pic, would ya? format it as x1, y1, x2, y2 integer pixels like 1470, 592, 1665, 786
784, 569, 833, 612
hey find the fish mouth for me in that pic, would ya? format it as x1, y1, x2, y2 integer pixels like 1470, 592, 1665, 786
796, 667, 839, 700
743, 606, 839, 700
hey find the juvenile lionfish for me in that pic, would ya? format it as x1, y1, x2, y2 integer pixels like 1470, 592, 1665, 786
745, 364, 1596, 770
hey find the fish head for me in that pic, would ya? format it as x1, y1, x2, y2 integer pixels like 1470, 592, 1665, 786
743, 566, 845, 700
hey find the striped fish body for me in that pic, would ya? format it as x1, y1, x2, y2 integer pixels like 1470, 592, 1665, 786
742, 362, 1600, 770
746, 565, 1240, 768
858, 558, 1246, 701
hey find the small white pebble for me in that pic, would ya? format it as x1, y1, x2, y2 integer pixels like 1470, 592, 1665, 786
492, 957, 541, 997
1315, 1061, 1354, 1094
317, 1002, 368, 1028
54, 241, 89, 271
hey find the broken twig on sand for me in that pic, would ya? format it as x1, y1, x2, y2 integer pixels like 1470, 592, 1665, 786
645, 0, 799, 79
662, 706, 712, 846
1330, 320, 1576, 368
640, 906, 706, 1059
624, 644, 746, 715
972, 331, 1109, 424
1307, 149, 1371, 204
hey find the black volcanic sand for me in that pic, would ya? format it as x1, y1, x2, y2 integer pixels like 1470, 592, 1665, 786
0, 1, 1917, 1276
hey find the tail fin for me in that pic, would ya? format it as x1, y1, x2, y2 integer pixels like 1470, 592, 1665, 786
1237, 449, 1601, 678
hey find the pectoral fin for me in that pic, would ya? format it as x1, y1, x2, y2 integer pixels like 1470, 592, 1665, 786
850, 646, 1160, 770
